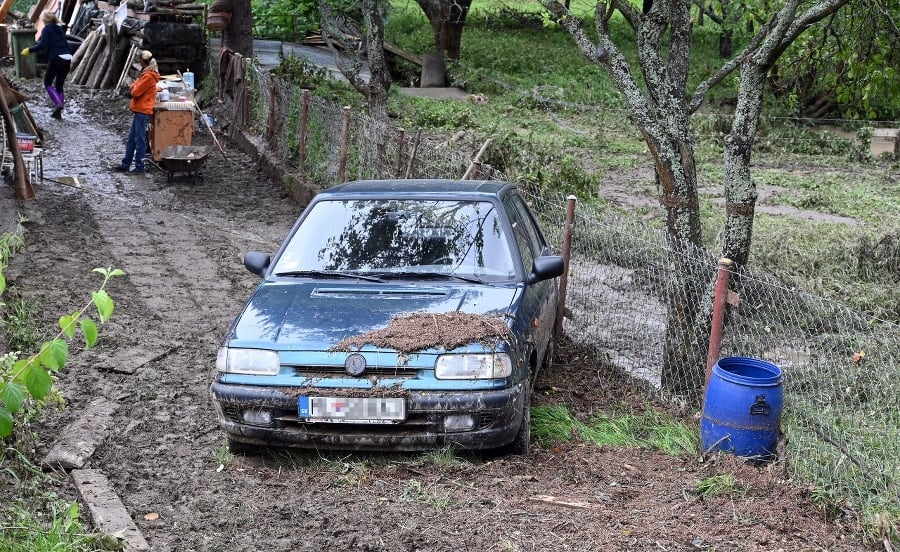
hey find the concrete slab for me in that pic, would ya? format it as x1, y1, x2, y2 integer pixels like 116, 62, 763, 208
96, 345, 178, 374
397, 87, 470, 100
42, 398, 119, 470
72, 469, 150, 551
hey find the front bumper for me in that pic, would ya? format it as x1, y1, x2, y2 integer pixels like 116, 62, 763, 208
209, 380, 525, 451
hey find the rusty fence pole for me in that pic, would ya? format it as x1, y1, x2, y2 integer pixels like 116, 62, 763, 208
338, 105, 351, 183
396, 128, 406, 178
299, 89, 310, 174
705, 258, 735, 390
554, 195, 577, 339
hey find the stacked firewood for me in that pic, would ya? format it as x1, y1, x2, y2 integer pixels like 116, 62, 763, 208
68, 16, 139, 91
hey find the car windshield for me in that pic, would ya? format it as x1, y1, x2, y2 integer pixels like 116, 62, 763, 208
273, 199, 517, 282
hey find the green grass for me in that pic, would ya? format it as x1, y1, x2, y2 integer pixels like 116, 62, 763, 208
0, 451, 113, 552
531, 405, 699, 456
696, 473, 746, 497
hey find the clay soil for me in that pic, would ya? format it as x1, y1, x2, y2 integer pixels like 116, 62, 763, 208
1, 80, 870, 551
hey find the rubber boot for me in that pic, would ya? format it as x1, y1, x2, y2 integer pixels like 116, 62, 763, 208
47, 87, 64, 119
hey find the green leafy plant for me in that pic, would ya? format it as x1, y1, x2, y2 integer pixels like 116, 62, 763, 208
0, 288, 40, 353
251, 0, 318, 41
0, 266, 125, 438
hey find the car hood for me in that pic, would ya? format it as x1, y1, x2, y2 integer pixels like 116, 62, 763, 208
229, 281, 520, 352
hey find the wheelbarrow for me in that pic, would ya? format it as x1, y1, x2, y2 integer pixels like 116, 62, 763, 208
157, 145, 211, 181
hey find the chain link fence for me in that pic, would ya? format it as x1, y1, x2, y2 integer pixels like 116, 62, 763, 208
215, 57, 899, 519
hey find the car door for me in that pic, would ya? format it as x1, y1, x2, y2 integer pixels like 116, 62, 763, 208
503, 192, 559, 375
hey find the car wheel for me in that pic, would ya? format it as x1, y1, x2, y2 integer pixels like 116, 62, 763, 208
506, 382, 532, 455
227, 437, 261, 456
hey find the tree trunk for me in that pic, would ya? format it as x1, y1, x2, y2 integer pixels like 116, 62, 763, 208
645, 132, 709, 397
362, 0, 391, 123
722, 68, 766, 267
223, 0, 253, 57
414, 0, 473, 87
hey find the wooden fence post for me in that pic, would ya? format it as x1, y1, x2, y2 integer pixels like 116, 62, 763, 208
396, 128, 405, 178
554, 195, 576, 339
404, 129, 421, 179
266, 78, 277, 140
338, 105, 351, 183
299, 88, 310, 174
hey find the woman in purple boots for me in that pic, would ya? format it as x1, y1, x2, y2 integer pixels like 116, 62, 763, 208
21, 10, 72, 119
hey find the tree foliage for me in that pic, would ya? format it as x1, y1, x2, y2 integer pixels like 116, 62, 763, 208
774, 0, 900, 120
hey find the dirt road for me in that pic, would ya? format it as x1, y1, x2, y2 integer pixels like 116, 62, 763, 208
1, 81, 866, 551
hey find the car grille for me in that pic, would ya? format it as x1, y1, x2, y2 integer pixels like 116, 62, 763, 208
290, 365, 419, 377
222, 407, 498, 431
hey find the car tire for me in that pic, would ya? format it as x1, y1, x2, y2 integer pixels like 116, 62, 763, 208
227, 437, 261, 456
505, 382, 532, 455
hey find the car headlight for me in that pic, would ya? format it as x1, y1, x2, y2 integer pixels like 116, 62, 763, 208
435, 353, 512, 379
216, 347, 280, 375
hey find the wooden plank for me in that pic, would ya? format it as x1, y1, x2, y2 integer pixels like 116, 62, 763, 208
41, 398, 119, 470
27, 0, 53, 24
528, 494, 595, 510
72, 469, 150, 551
383, 42, 422, 66
0, 0, 15, 23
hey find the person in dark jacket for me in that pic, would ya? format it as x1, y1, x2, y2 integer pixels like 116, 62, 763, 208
21, 10, 72, 119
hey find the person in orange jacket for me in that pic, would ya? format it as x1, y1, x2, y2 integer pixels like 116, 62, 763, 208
115, 50, 160, 173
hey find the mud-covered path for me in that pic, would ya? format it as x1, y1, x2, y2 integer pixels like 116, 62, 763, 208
1, 81, 867, 551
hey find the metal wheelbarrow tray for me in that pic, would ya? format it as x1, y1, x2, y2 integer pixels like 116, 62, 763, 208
158, 145, 211, 181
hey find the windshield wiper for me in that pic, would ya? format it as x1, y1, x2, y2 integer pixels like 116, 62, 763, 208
378, 271, 485, 284
275, 270, 384, 282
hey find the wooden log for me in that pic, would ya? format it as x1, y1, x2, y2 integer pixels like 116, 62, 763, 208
78, 38, 107, 86
111, 43, 137, 97
0, 74, 33, 200
72, 30, 104, 83
80, 35, 108, 85
87, 43, 111, 89
69, 28, 99, 73
102, 38, 132, 89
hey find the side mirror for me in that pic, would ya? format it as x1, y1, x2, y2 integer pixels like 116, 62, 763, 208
526, 255, 565, 284
243, 251, 270, 276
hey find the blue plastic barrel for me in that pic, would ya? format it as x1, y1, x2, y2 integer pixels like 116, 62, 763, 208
701, 356, 783, 459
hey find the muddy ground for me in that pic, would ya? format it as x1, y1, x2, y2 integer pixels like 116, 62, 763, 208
1, 80, 870, 551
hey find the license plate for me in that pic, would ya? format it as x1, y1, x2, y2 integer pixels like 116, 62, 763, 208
298, 396, 406, 423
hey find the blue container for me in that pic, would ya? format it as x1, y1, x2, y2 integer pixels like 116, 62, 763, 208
701, 356, 783, 459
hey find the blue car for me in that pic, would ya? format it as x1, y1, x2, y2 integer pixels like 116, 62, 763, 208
210, 179, 564, 454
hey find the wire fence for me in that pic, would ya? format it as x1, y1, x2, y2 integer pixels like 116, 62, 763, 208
216, 58, 899, 519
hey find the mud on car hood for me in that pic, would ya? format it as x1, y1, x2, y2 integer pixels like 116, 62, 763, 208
228, 280, 521, 353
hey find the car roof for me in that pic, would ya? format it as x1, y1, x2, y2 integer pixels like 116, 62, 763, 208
319, 179, 514, 200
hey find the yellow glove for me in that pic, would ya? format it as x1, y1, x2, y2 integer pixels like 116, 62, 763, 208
20, 48, 29, 56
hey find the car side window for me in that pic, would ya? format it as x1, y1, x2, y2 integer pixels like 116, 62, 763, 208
510, 194, 549, 256
503, 196, 535, 272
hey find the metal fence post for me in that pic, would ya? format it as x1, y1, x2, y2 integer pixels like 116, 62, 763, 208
338, 106, 351, 183
705, 258, 734, 388
554, 195, 576, 339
